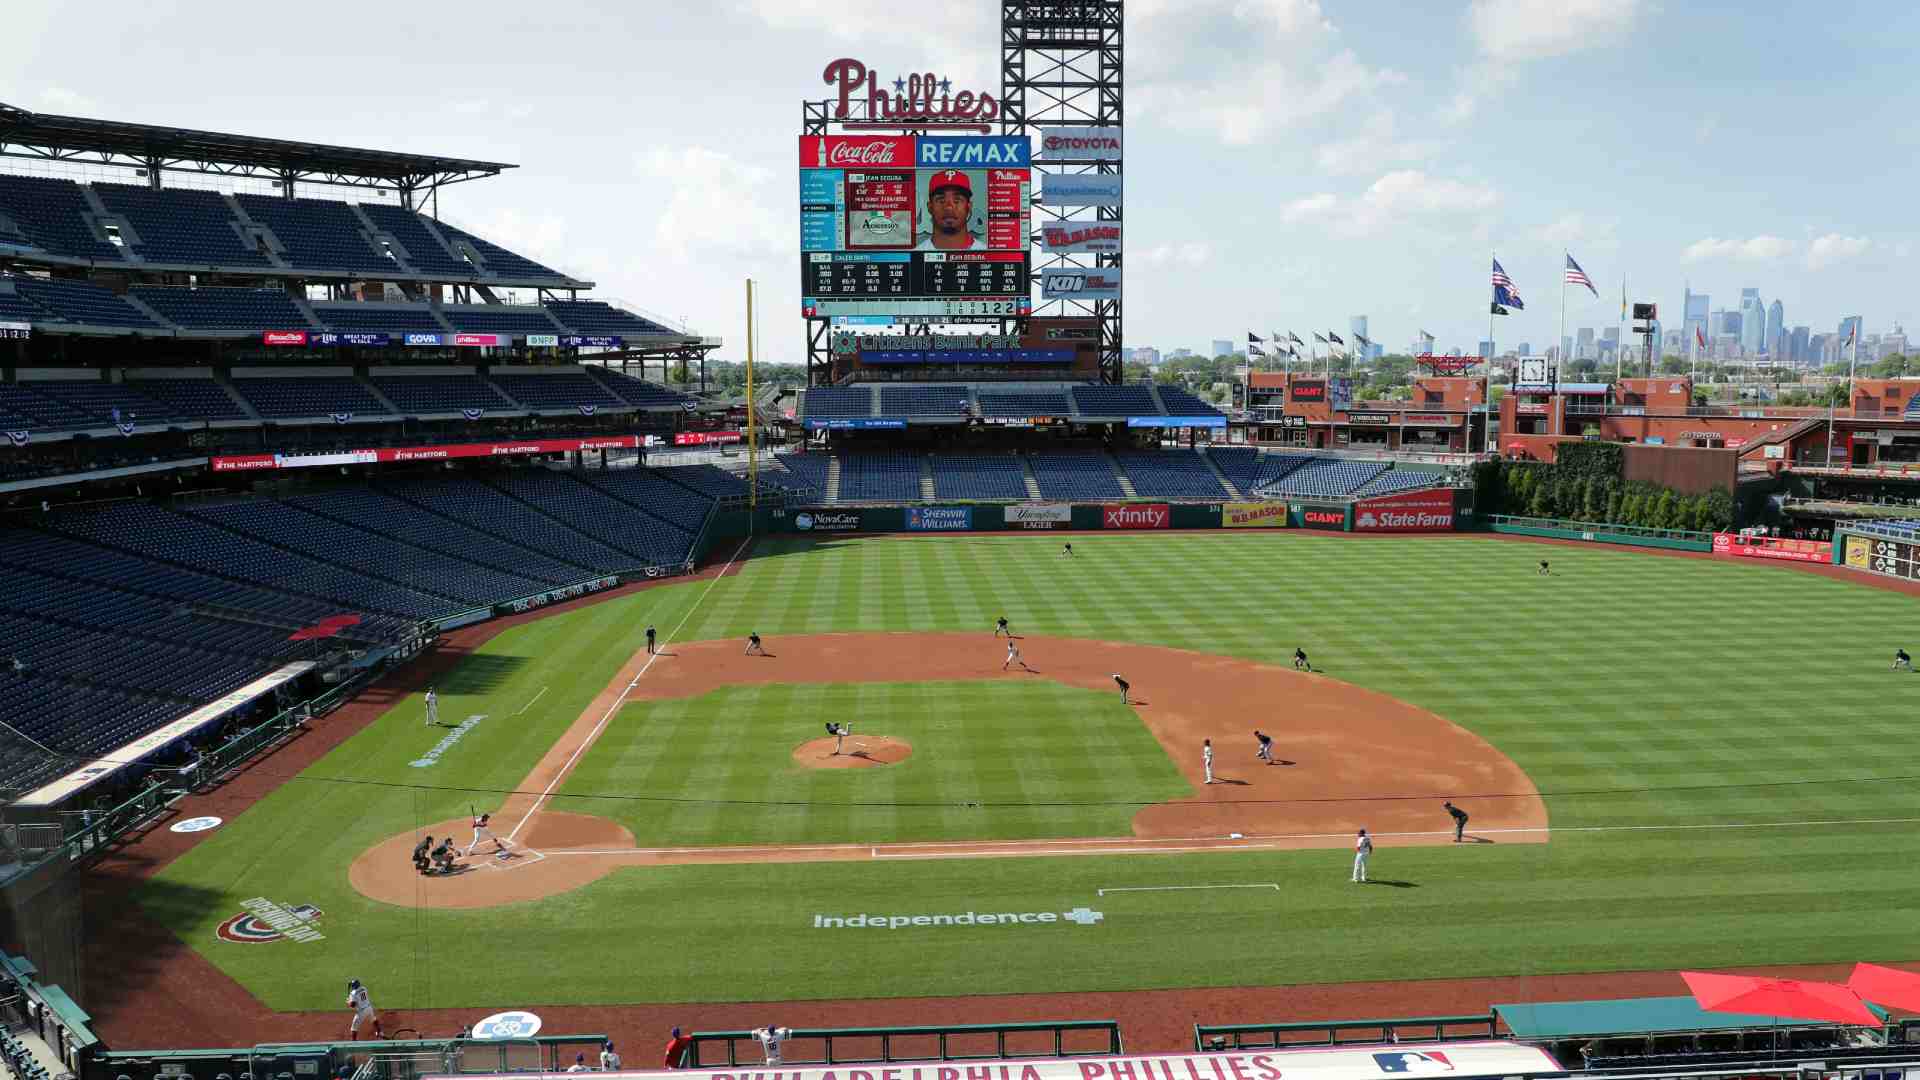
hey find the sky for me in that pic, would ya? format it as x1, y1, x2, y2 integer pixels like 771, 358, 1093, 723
6, 0, 1917, 362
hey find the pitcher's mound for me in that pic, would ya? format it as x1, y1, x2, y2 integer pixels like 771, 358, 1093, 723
793, 736, 912, 769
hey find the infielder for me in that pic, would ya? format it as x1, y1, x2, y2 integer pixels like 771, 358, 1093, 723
1004, 640, 1032, 671
346, 977, 383, 1040
464, 812, 511, 857
745, 631, 766, 656
1352, 829, 1372, 882
752, 1024, 794, 1066
994, 616, 1011, 637
826, 721, 852, 755
1293, 647, 1310, 671
1444, 800, 1469, 842
1895, 648, 1912, 672
1112, 673, 1130, 704
1202, 738, 1215, 784
1254, 730, 1274, 764
424, 686, 438, 727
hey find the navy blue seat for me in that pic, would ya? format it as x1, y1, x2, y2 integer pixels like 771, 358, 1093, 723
9, 276, 160, 328
543, 300, 672, 335
231, 376, 389, 419
358, 204, 475, 277
1117, 451, 1228, 498
379, 474, 641, 575
1269, 460, 1390, 497
434, 221, 571, 280
285, 486, 590, 585
803, 387, 872, 420
488, 470, 694, 569
978, 390, 1068, 417
440, 306, 562, 335
131, 286, 307, 332
0, 175, 124, 260
369, 373, 515, 414
124, 378, 247, 421
879, 385, 970, 418
25, 380, 185, 426
838, 452, 921, 502
93, 184, 269, 267
234, 194, 393, 273
578, 468, 716, 533
488, 372, 624, 411
312, 303, 445, 333
1029, 452, 1123, 500
1071, 385, 1159, 417
770, 453, 829, 497
654, 464, 750, 500
588, 367, 693, 408
931, 453, 1028, 500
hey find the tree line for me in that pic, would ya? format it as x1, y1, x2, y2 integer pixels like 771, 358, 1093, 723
1470, 442, 1734, 534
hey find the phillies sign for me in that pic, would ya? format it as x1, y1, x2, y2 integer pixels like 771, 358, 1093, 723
1102, 503, 1168, 530
1353, 489, 1455, 532
823, 58, 1000, 126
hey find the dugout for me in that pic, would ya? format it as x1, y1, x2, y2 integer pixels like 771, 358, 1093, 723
1491, 997, 1896, 1071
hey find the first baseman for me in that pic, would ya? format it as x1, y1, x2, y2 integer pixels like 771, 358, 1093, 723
424, 686, 438, 727
465, 812, 511, 857
346, 978, 383, 1040
1444, 800, 1469, 842
1004, 640, 1032, 671
1352, 829, 1373, 882
1202, 738, 1215, 784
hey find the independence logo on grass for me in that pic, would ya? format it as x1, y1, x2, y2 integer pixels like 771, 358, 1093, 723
411, 714, 484, 768
814, 907, 1103, 930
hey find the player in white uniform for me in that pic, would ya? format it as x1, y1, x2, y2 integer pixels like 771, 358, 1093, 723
346, 978, 383, 1040
752, 1025, 794, 1065
465, 812, 511, 857
600, 1042, 622, 1070
424, 686, 438, 727
1202, 739, 1215, 784
1003, 640, 1032, 671
1352, 829, 1373, 883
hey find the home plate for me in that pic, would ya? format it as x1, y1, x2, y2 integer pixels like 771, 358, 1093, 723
1229, 833, 1244, 839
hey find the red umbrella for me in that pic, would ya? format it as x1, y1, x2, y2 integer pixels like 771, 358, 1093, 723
1848, 963, 1920, 1014
1682, 971, 1881, 1026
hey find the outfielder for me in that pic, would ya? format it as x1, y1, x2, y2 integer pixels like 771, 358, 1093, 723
1895, 648, 1912, 672
346, 978, 383, 1040
465, 812, 511, 857
1538, 559, 1551, 576
1061, 542, 1074, 557
1202, 738, 1215, 784
1293, 647, 1310, 671
424, 686, 438, 727
1254, 730, 1274, 764
1004, 640, 1032, 671
1352, 829, 1372, 882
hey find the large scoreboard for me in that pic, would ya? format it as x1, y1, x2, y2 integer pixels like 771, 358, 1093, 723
800, 134, 1031, 320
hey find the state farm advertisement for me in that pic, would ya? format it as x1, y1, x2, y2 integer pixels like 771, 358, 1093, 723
211, 436, 639, 472
1101, 503, 1168, 530
1712, 533, 1833, 563
1353, 488, 1455, 532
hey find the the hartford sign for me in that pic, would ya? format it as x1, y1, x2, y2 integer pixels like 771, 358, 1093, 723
1353, 489, 1454, 532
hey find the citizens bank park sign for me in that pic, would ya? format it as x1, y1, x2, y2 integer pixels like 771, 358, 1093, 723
504, 1044, 1566, 1080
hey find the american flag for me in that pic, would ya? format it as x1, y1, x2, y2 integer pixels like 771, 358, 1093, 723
1563, 254, 1598, 297
1491, 259, 1524, 310
1695, 325, 1707, 350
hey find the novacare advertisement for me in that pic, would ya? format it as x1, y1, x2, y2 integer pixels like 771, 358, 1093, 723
1223, 502, 1289, 528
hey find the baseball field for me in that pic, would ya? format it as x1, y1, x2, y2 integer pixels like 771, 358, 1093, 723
131, 531, 1920, 1020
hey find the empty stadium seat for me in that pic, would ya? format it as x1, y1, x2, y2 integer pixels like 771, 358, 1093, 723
587, 367, 694, 408
434, 220, 571, 280
440, 305, 564, 335
311, 303, 446, 334
1353, 470, 1444, 496
369, 373, 515, 414
802, 387, 873, 420
24, 380, 185, 426
131, 286, 307, 332
8, 276, 160, 328
977, 390, 1068, 416
1156, 386, 1224, 416
378, 474, 642, 574
488, 372, 624, 411
1071, 385, 1159, 417
578, 467, 717, 532
931, 453, 1028, 500
837, 452, 922, 502
653, 464, 750, 500
770, 452, 830, 496
230, 376, 390, 419
124, 378, 248, 421
879, 385, 970, 418
1268, 459, 1389, 497
234, 194, 393, 273
487, 470, 694, 568
357, 204, 475, 277
1116, 451, 1228, 498
543, 300, 672, 335
0, 174, 125, 261
1028, 452, 1123, 500
93, 183, 270, 267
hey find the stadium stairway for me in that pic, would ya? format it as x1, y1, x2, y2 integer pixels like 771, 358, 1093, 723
179, 501, 472, 607
919, 457, 936, 501
1203, 451, 1243, 497
826, 457, 843, 502
120, 290, 173, 327
1020, 457, 1044, 499
359, 377, 404, 416
1109, 455, 1139, 498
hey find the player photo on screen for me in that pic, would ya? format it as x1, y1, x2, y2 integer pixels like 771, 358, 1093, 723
916, 168, 987, 251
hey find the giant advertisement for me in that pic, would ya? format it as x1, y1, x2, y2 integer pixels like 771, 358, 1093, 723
801, 135, 1031, 319
1040, 268, 1122, 300
1101, 503, 1169, 530
1353, 488, 1455, 532
1223, 502, 1290, 528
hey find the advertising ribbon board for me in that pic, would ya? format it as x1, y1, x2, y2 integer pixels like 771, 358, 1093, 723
789, 509, 864, 532
1042, 173, 1123, 207
1298, 505, 1348, 530
1040, 268, 1122, 300
210, 436, 641, 472
1712, 533, 1833, 563
1223, 502, 1289, 528
1005, 503, 1071, 529
672, 430, 744, 446
907, 506, 973, 531
1041, 221, 1122, 254
1036, 126, 1123, 161
1353, 488, 1454, 532
1101, 503, 1169, 530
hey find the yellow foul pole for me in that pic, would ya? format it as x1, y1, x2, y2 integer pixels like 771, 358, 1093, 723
746, 278, 758, 513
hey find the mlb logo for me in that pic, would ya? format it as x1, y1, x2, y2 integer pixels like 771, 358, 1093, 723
1373, 1051, 1453, 1074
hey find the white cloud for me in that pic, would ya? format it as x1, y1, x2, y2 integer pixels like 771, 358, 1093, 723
1141, 49, 1404, 146
1135, 242, 1214, 268
1468, 0, 1644, 62
36, 86, 95, 114
1806, 233, 1870, 270
633, 146, 790, 266
449, 99, 533, 121
1538, 213, 1619, 252
1682, 235, 1792, 263
1282, 193, 1338, 222
737, 2, 996, 85
1313, 111, 1430, 176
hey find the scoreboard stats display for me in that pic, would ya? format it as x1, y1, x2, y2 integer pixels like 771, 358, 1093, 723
801, 134, 1031, 319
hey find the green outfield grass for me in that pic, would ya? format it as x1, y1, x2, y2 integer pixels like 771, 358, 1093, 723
559, 682, 1187, 845
141, 533, 1920, 1012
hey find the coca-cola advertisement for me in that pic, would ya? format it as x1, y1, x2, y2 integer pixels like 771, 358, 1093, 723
801, 135, 915, 169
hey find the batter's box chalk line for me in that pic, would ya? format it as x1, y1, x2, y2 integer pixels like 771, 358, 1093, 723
1097, 883, 1281, 896
476, 847, 547, 872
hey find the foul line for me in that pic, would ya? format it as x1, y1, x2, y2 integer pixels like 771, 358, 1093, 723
505, 537, 752, 844
513, 686, 549, 716
1098, 883, 1279, 896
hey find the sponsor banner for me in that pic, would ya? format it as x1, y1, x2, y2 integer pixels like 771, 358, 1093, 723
261, 330, 308, 346
170, 816, 224, 833
800, 134, 916, 169
1040, 268, 1122, 300
1280, 415, 1308, 430
792, 509, 864, 532
1404, 413, 1456, 427
1005, 503, 1071, 529
499, 575, 619, 617
1037, 126, 1123, 161
1126, 415, 1227, 429
1299, 505, 1348, 530
502, 1042, 1564, 1080
1223, 502, 1289, 528
1041, 221, 1122, 254
453, 333, 505, 347
815, 906, 1103, 930
527, 333, 559, 347
216, 898, 325, 945
917, 135, 1030, 168
1712, 533, 1833, 563
471, 1012, 543, 1041
805, 418, 908, 430
1101, 503, 1169, 530
1845, 534, 1872, 570
404, 332, 445, 346
1290, 380, 1326, 402
1725, 437, 1748, 449
860, 348, 1073, 365
210, 436, 642, 472
672, 430, 743, 446
19, 661, 317, 807
907, 506, 973, 531
1353, 488, 1454, 532
562, 335, 624, 348
314, 332, 392, 347
1348, 412, 1393, 426
1043, 173, 1123, 207
1679, 430, 1725, 441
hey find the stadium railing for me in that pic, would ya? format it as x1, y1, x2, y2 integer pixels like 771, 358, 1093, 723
1193, 1015, 1497, 1052
1483, 514, 1716, 552
685, 1021, 1122, 1067
84, 1034, 607, 1080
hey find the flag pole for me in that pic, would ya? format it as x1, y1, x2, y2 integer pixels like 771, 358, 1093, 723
1616, 276, 1627, 386
1485, 276, 1497, 457
1558, 250, 1568, 393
